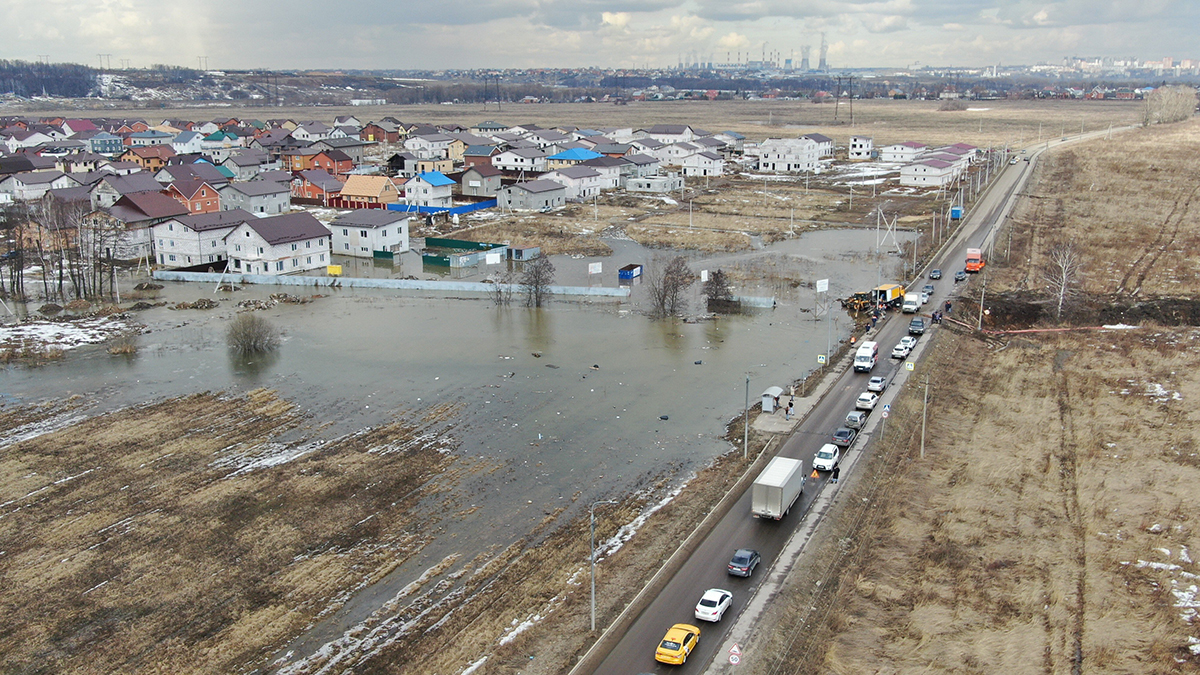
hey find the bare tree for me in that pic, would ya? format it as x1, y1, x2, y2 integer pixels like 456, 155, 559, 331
1042, 242, 1083, 321
647, 255, 697, 318
226, 314, 281, 354
0, 203, 30, 301
1142, 85, 1198, 126
490, 267, 517, 306
520, 254, 555, 308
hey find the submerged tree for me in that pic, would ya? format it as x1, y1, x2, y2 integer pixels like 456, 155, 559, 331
647, 255, 698, 318
226, 314, 281, 354
703, 269, 734, 302
521, 254, 555, 308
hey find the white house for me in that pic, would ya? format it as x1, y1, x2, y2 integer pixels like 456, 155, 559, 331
800, 133, 834, 158
660, 142, 701, 165
403, 171, 455, 207
220, 181, 291, 215
623, 153, 661, 177
626, 173, 684, 193
848, 135, 874, 160
899, 159, 956, 187
542, 166, 604, 200
172, 131, 204, 155
637, 124, 702, 144
878, 141, 928, 163
0, 171, 80, 201
152, 208, 254, 268
492, 147, 549, 173
330, 210, 410, 258
225, 212, 330, 276
404, 133, 453, 160
497, 179, 567, 210
579, 156, 626, 189
756, 138, 820, 173
291, 122, 332, 142
681, 151, 725, 177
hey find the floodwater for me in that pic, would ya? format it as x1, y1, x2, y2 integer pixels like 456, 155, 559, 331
0, 227, 908, 667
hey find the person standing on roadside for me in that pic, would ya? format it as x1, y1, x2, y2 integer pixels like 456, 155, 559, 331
831, 466, 840, 484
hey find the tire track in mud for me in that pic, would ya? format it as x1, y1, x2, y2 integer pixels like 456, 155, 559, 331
1051, 350, 1087, 675
1116, 183, 1199, 296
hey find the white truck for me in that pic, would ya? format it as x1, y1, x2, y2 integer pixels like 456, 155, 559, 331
853, 341, 878, 373
751, 457, 806, 520
901, 292, 921, 313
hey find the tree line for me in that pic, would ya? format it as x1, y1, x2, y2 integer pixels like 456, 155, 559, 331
0, 59, 96, 98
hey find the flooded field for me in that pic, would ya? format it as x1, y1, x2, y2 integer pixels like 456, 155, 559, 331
0, 228, 908, 670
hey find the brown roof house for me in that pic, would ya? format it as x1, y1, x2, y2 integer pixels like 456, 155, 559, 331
85, 191, 189, 261
338, 175, 400, 208
224, 212, 330, 276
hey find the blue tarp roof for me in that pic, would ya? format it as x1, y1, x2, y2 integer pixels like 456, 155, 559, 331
547, 148, 602, 162
414, 171, 455, 187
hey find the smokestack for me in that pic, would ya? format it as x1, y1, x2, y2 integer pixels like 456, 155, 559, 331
800, 45, 810, 71
818, 33, 828, 72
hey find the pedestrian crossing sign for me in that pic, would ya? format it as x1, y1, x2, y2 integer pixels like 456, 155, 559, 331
817, 354, 826, 364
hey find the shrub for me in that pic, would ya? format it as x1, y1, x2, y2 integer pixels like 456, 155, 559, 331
226, 314, 281, 355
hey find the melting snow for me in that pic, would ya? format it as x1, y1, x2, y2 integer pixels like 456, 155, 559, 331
211, 440, 327, 478
0, 317, 132, 351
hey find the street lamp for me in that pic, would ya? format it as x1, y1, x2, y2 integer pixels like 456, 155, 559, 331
590, 499, 618, 631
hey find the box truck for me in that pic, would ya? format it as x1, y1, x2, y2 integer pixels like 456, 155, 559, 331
965, 248, 985, 273
751, 457, 806, 520
901, 292, 921, 313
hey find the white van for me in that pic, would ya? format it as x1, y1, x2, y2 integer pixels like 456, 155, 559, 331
853, 341, 879, 373
901, 292, 921, 313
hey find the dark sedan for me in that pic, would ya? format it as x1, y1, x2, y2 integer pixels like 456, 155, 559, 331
727, 548, 761, 577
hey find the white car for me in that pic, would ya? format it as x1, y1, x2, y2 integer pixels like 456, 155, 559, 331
898, 336, 918, 350
813, 443, 841, 471
855, 392, 880, 410
891, 343, 911, 359
920, 291, 929, 305
694, 588, 733, 622
867, 376, 887, 393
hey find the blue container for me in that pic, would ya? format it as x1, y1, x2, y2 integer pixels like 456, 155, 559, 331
950, 206, 964, 220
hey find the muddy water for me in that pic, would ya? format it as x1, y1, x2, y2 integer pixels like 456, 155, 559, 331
0, 228, 908, 665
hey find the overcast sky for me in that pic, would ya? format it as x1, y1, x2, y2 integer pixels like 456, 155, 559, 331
4, 1, 1195, 71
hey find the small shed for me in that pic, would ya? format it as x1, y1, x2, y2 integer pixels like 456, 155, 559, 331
618, 263, 643, 280
510, 246, 541, 261
761, 386, 784, 413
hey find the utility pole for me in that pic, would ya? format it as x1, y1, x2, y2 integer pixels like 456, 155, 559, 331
743, 376, 749, 458
977, 273, 987, 331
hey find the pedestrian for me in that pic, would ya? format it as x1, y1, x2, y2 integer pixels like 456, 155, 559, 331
945, 300, 952, 314
831, 466, 840, 484
786, 399, 794, 420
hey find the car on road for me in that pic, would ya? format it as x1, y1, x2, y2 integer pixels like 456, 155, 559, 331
727, 548, 761, 577
929, 269, 942, 280
694, 589, 733, 622
920, 291, 930, 305
922, 283, 935, 296
899, 335, 918, 350
832, 426, 857, 447
867, 376, 888, 393
845, 410, 868, 429
1009, 157, 1019, 165
856, 392, 880, 410
813, 443, 841, 471
954, 269, 968, 282
655, 623, 701, 664
909, 318, 926, 335
891, 342, 911, 359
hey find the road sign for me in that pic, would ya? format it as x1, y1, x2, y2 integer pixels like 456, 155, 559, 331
883, 404, 891, 411
730, 654, 741, 665
881, 410, 889, 418
730, 644, 742, 656
906, 361, 915, 371
817, 354, 826, 364
816, 278, 829, 293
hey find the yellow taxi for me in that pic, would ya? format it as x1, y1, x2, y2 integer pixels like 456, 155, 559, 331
654, 623, 700, 665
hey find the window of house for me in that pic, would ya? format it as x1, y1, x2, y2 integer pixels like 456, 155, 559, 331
291, 243, 297, 251
158, 239, 163, 247
258, 247, 264, 254
168, 254, 176, 261
344, 243, 350, 250
320, 254, 325, 261
361, 230, 367, 237
245, 231, 250, 237
306, 256, 312, 264
382, 230, 387, 237
234, 259, 241, 269
159, 254, 165, 263
342, 228, 348, 236
306, 241, 311, 248
292, 258, 298, 267
235, 244, 241, 252
211, 240, 217, 247
168, 223, 173, 231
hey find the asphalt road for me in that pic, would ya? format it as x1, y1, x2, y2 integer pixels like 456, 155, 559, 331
588, 153, 1033, 675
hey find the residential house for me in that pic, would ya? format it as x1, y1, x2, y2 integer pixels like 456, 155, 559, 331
152, 208, 254, 268
225, 212, 330, 276
546, 148, 603, 170
91, 172, 164, 208
404, 133, 453, 160
165, 179, 222, 214
660, 142, 700, 166
60, 153, 107, 174
330, 210, 410, 258
415, 158, 452, 174
200, 131, 242, 162
637, 124, 703, 144
848, 135, 873, 160
622, 153, 661, 178
154, 162, 229, 188
526, 130, 572, 149
172, 131, 205, 155
492, 147, 548, 173
222, 152, 274, 181
385, 152, 420, 178
333, 115, 362, 130
2, 129, 53, 152
460, 164, 503, 197
311, 149, 353, 176
219, 181, 290, 215
542, 166, 603, 200
593, 143, 634, 157
291, 169, 344, 206
625, 173, 684, 193
799, 133, 834, 158
86, 131, 125, 155
0, 155, 37, 178
291, 122, 332, 142
403, 171, 455, 207
360, 121, 400, 143
755, 137, 820, 173
580, 156, 627, 189
878, 141, 928, 163
497, 179, 567, 211
714, 131, 746, 154
0, 171, 80, 201
86, 191, 189, 260
339, 175, 401, 208
312, 137, 372, 164
61, 119, 98, 136
463, 145, 502, 168
128, 130, 173, 147
470, 120, 508, 134
681, 151, 725, 177
119, 145, 176, 171
282, 147, 322, 172
900, 159, 956, 187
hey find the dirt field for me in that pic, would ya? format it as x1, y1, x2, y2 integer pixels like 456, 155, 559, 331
27, 98, 1143, 147
742, 121, 1200, 673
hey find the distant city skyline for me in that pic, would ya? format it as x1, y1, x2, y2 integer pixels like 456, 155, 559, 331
3, 1, 1197, 72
